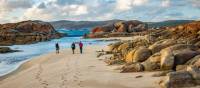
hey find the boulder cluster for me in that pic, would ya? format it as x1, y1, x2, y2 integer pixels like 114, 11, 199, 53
101, 21, 200, 88
0, 20, 63, 46
84, 20, 148, 38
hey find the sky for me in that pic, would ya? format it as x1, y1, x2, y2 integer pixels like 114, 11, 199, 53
0, 0, 200, 23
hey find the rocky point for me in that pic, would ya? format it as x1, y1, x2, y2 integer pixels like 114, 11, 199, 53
85, 20, 148, 38
0, 20, 63, 46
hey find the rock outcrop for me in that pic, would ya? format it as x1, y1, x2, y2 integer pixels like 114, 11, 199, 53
160, 48, 175, 70
113, 20, 146, 32
125, 49, 137, 63
148, 39, 176, 54
159, 66, 200, 88
174, 49, 199, 66
100, 21, 200, 88
121, 63, 144, 73
0, 47, 19, 53
142, 53, 161, 71
85, 20, 147, 38
0, 20, 62, 45
159, 71, 196, 88
125, 46, 152, 63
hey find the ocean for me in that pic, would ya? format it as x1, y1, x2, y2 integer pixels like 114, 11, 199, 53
0, 29, 110, 76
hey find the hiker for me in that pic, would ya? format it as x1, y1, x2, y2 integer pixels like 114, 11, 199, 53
71, 42, 76, 54
55, 43, 60, 54
79, 41, 83, 54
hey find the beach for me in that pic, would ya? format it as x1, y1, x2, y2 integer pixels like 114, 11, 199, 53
0, 44, 161, 88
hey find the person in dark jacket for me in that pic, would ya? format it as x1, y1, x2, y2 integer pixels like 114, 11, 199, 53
79, 41, 83, 54
71, 42, 76, 54
55, 43, 60, 54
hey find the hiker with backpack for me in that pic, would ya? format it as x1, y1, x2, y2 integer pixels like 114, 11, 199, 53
55, 43, 60, 54
71, 42, 76, 54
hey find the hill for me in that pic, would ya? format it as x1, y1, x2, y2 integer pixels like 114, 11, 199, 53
51, 20, 194, 30
147, 20, 194, 28
50, 20, 122, 29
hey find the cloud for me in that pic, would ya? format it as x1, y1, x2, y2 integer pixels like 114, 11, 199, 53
55, 0, 83, 5
63, 5, 88, 16
189, 0, 200, 8
21, 6, 53, 21
18, 0, 88, 21
38, 3, 46, 9
0, 0, 33, 22
0, 0, 200, 23
115, 0, 132, 11
161, 0, 170, 7
0, 0, 32, 11
0, 12, 7, 19
132, 0, 148, 6
115, 0, 148, 11
95, 13, 114, 20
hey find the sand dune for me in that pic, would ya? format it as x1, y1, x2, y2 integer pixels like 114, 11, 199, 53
0, 45, 161, 88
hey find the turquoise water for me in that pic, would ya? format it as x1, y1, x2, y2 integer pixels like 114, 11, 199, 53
57, 28, 90, 37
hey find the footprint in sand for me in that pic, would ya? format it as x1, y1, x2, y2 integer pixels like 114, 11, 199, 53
59, 56, 84, 88
73, 57, 84, 88
35, 64, 49, 88
59, 58, 71, 88
59, 74, 68, 88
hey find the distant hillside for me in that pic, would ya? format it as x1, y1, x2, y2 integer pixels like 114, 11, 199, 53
147, 20, 194, 28
51, 20, 194, 30
50, 20, 122, 29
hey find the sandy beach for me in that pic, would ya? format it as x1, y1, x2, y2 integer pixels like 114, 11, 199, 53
0, 45, 161, 88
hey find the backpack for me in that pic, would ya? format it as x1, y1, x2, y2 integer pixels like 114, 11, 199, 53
71, 43, 75, 49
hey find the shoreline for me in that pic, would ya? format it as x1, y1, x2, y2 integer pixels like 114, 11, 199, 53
0, 40, 161, 88
0, 37, 100, 78
0, 36, 129, 78
0, 44, 105, 80
0, 50, 56, 81
0, 60, 28, 80
0, 46, 87, 80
